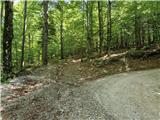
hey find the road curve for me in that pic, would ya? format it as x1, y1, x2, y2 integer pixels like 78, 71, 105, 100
88, 69, 160, 120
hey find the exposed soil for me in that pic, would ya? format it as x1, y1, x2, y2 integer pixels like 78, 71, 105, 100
1, 51, 160, 120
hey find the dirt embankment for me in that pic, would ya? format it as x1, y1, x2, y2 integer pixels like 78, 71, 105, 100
1, 49, 160, 120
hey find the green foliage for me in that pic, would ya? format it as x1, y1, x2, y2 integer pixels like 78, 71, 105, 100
2, 1, 159, 73
1, 73, 11, 83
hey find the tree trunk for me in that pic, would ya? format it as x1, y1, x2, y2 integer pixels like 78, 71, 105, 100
42, 1, 48, 65
120, 29, 123, 48
1, 1, 3, 39
31, 34, 34, 63
141, 25, 145, 46
86, 1, 94, 55
82, 0, 85, 52
152, 20, 156, 43
20, 1, 27, 69
107, 0, 111, 53
60, 5, 64, 59
89, 2, 93, 51
38, 46, 41, 65
134, 2, 141, 48
28, 33, 31, 64
98, 1, 103, 55
3, 1, 13, 75
14, 39, 18, 68
147, 20, 151, 45
157, 2, 160, 42
86, 2, 90, 54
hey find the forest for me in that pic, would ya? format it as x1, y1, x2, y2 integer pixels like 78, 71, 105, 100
1, 1, 160, 78
1, 0, 160, 80
0, 1, 160, 119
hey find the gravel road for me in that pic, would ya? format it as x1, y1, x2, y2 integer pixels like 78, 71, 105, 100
88, 69, 160, 120
1, 69, 160, 120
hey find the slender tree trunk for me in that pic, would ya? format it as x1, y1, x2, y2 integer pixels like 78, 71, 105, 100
31, 35, 34, 63
14, 39, 18, 68
60, 5, 64, 59
120, 29, 123, 48
147, 20, 151, 45
134, 2, 137, 47
107, 0, 111, 53
134, 2, 141, 48
28, 33, 31, 64
42, 1, 48, 65
86, 1, 94, 55
86, 2, 90, 54
141, 26, 145, 46
138, 17, 141, 47
152, 22, 155, 43
82, 0, 86, 57
118, 33, 121, 49
1, 1, 3, 23
89, 2, 93, 51
157, 2, 160, 42
3, 1, 13, 75
20, 1, 27, 69
98, 1, 103, 55
1, 1, 3, 39
38, 45, 41, 65
116, 35, 119, 49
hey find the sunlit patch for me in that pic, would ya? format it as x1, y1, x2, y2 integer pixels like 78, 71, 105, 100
155, 92, 160, 95
99, 51, 128, 61
72, 59, 81, 63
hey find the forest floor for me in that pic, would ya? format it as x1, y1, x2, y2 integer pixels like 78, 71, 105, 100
1, 49, 160, 120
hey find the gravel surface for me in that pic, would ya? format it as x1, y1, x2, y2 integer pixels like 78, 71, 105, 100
88, 69, 160, 120
1, 69, 160, 120
1, 83, 115, 120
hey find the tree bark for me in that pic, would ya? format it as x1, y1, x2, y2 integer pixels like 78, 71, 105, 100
60, 4, 64, 59
1, 1, 3, 39
3, 1, 13, 74
89, 2, 93, 51
31, 34, 34, 63
28, 33, 31, 64
141, 25, 145, 46
14, 39, 18, 68
20, 1, 27, 69
134, 2, 141, 48
42, 1, 48, 65
98, 1, 103, 55
86, 1, 94, 55
147, 20, 151, 45
107, 0, 111, 53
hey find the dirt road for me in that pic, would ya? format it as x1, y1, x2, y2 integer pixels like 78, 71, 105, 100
88, 69, 160, 120
1, 69, 160, 120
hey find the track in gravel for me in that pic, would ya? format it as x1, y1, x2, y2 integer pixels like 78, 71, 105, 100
1, 69, 160, 120
88, 69, 160, 120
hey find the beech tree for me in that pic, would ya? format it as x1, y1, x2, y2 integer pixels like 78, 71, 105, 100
20, 0, 27, 69
3, 1, 13, 74
98, 1, 103, 54
42, 1, 48, 65
60, 3, 64, 59
107, 0, 111, 53
86, 1, 94, 54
